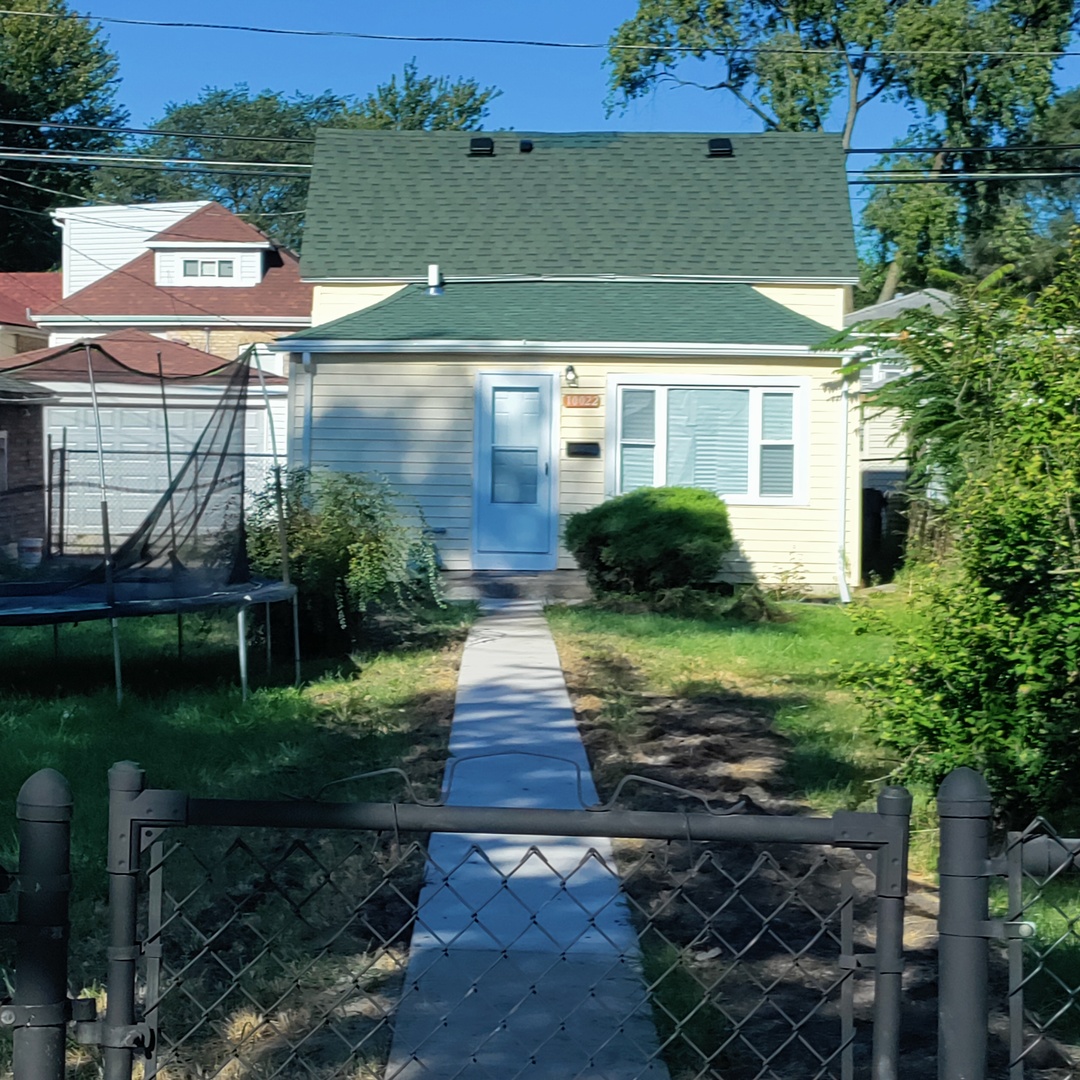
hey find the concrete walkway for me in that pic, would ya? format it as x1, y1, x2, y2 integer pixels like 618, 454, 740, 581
385, 600, 669, 1080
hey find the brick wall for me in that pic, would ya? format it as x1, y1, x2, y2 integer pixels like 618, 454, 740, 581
163, 328, 282, 360
0, 403, 46, 545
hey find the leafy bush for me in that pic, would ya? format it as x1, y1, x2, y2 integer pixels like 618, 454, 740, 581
564, 487, 733, 597
846, 240, 1080, 819
247, 468, 441, 652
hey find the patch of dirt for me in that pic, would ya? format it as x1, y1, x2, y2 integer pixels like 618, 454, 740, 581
556, 635, 952, 1079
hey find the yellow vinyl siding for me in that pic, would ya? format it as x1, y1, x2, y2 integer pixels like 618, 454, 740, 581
310, 284, 407, 326
751, 284, 847, 331
289, 352, 861, 592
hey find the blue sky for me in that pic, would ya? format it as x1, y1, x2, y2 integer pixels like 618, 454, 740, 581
81, 1, 1079, 229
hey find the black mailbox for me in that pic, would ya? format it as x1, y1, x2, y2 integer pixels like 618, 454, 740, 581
566, 442, 601, 458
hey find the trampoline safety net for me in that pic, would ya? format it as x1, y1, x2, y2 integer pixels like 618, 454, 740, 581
0, 352, 290, 625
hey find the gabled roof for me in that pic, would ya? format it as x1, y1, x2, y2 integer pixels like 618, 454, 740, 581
0, 329, 271, 383
845, 288, 954, 326
0, 372, 52, 401
301, 130, 858, 282
0, 273, 60, 327
282, 281, 836, 349
147, 201, 273, 246
35, 249, 311, 320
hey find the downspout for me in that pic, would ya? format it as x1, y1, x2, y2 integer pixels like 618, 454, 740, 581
836, 379, 853, 603
301, 351, 314, 470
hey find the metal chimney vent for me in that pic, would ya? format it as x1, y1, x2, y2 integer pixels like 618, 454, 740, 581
519, 139, 534, 153
468, 136, 495, 156
707, 137, 734, 158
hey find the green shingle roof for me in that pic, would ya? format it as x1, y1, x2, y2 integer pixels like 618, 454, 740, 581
301, 130, 858, 282
285, 281, 836, 348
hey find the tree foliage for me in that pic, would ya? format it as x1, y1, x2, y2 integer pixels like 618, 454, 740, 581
0, 0, 126, 269
91, 62, 500, 250
846, 238, 1080, 817
605, 1, 1075, 299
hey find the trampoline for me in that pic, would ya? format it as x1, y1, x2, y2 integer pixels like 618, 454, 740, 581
0, 340, 298, 701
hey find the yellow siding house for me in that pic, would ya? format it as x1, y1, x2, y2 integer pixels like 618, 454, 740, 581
277, 131, 861, 595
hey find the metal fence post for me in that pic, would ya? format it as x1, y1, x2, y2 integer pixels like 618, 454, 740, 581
872, 785, 912, 1080
11, 768, 73, 1080
104, 761, 146, 1080
938, 767, 993, 1080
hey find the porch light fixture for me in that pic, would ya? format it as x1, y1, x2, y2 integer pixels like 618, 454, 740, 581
564, 365, 579, 386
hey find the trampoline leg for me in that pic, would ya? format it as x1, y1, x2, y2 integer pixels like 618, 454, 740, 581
265, 601, 272, 674
52, 624, 59, 661
111, 619, 123, 706
237, 605, 249, 703
291, 594, 301, 687
177, 613, 183, 661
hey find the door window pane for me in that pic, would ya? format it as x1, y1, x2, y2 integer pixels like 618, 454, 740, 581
492, 388, 540, 447
667, 388, 749, 495
492, 449, 538, 503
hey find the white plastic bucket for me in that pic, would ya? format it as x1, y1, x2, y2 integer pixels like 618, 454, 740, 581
17, 537, 43, 568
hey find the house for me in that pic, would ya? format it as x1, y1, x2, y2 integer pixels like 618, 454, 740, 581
845, 289, 953, 580
0, 273, 60, 357
31, 201, 312, 366
0, 330, 285, 551
275, 130, 861, 594
0, 373, 53, 554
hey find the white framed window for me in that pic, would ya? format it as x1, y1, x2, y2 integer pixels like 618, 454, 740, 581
182, 259, 198, 277
611, 376, 809, 505
199, 260, 216, 277
217, 259, 234, 278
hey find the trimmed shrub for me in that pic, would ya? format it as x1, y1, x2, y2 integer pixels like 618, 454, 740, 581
564, 487, 734, 596
247, 468, 440, 652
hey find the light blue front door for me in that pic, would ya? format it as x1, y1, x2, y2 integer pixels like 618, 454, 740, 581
474, 373, 557, 570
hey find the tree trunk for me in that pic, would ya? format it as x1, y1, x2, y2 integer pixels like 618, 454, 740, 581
877, 256, 903, 303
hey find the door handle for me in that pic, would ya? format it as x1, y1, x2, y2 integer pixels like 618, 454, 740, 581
545, 462, 549, 475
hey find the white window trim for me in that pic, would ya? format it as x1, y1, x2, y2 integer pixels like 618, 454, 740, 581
605, 372, 811, 506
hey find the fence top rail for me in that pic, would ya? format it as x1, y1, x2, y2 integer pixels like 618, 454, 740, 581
177, 794, 893, 848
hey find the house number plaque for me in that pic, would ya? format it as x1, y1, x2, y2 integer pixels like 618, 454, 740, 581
563, 394, 601, 409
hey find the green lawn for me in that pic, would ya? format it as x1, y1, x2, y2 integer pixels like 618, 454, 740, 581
0, 605, 473, 943
547, 593, 940, 864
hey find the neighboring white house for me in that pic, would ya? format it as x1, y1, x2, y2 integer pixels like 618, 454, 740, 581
0, 331, 286, 551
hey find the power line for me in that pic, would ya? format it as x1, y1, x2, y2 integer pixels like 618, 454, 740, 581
0, 116, 317, 146
0, 154, 302, 179
0, 8, 1075, 59
0, 148, 309, 170
851, 171, 1080, 183
847, 143, 1080, 156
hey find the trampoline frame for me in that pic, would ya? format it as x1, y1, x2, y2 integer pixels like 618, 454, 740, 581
1, 342, 300, 704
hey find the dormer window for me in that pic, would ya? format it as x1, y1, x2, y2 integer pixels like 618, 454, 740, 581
182, 258, 235, 278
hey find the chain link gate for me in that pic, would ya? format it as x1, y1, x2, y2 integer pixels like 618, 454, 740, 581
31, 760, 909, 1080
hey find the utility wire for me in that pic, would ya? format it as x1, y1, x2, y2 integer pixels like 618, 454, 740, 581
0, 116, 317, 145
0, 148, 309, 170
0, 8, 1075, 59
5, 115, 1080, 161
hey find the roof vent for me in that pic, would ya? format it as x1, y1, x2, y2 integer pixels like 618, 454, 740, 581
707, 137, 734, 158
519, 139, 534, 153
427, 263, 443, 297
468, 136, 495, 156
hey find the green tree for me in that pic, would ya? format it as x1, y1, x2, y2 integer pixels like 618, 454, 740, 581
0, 0, 126, 269
846, 242, 1080, 816
92, 62, 500, 250
606, 1, 1075, 300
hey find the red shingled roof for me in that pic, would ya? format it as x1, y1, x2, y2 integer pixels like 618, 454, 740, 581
0, 329, 284, 384
37, 247, 311, 320
147, 201, 272, 245
0, 272, 60, 327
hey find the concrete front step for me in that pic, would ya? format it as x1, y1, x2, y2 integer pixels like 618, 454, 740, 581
441, 570, 591, 603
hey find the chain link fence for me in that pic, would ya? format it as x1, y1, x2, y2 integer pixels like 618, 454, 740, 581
997, 822, 1080, 1078
131, 825, 877, 1080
